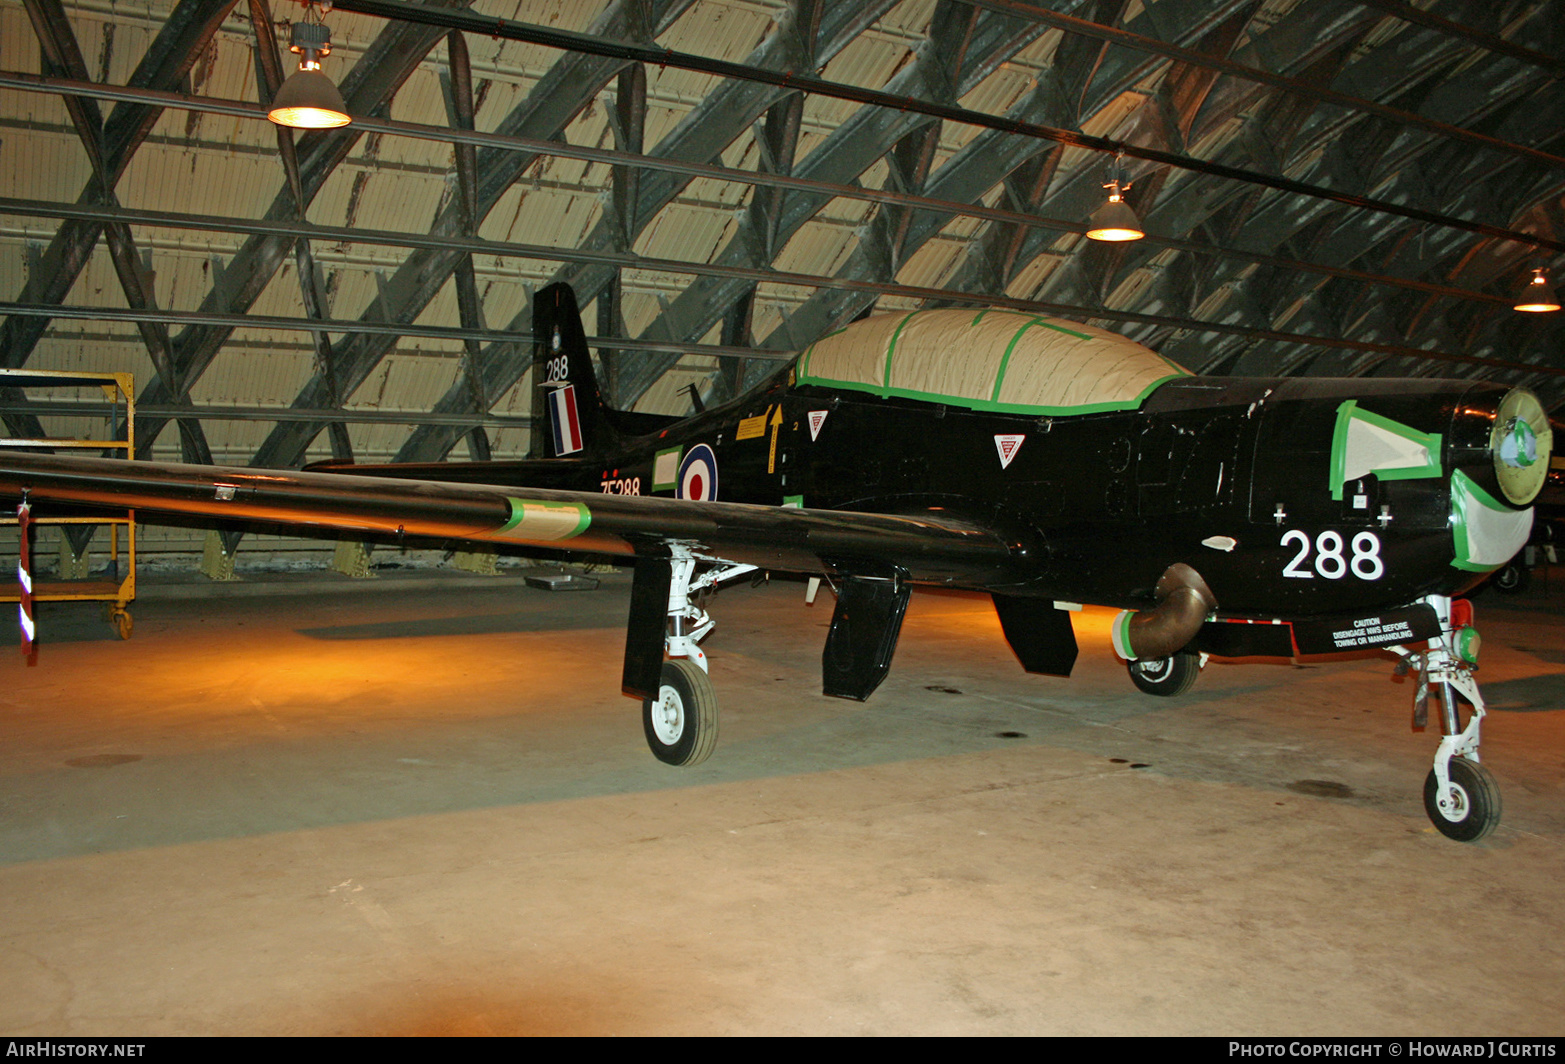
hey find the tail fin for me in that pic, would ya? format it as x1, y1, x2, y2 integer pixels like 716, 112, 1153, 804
530, 283, 618, 459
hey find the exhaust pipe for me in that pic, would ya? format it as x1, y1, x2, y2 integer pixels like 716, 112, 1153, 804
1111, 563, 1216, 661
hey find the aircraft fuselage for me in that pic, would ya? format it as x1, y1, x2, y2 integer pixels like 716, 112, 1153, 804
327, 363, 1523, 625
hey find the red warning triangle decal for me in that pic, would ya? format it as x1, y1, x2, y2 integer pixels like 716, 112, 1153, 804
994, 434, 1025, 469
808, 410, 829, 441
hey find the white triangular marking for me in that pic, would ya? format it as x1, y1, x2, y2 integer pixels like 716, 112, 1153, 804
1343, 419, 1431, 481
994, 434, 1025, 469
808, 410, 828, 441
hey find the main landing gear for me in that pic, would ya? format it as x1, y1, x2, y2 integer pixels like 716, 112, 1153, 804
1394, 595, 1501, 842
639, 552, 756, 766
1126, 649, 1203, 696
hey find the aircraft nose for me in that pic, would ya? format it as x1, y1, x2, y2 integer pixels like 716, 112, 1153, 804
1490, 387, 1552, 507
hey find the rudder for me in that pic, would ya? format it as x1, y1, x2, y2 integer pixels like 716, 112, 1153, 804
531, 283, 617, 458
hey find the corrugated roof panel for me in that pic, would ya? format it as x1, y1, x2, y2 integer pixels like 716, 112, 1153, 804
894, 234, 966, 290
635, 201, 738, 264
191, 417, 284, 465
155, 251, 222, 313
318, 264, 389, 327
953, 66, 1037, 138
475, 276, 533, 333
633, 353, 720, 416
636, 95, 706, 158
302, 157, 360, 231
1005, 243, 1068, 301
661, 0, 776, 62
767, 209, 864, 276
0, 6, 42, 73
27, 334, 153, 384
188, 346, 316, 409
511, 184, 604, 251
349, 167, 448, 236
14, 131, 92, 201
60, 251, 130, 309
346, 348, 465, 414
411, 276, 460, 328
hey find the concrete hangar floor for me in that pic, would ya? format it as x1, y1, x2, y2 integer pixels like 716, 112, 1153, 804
1, 564, 1562, 1036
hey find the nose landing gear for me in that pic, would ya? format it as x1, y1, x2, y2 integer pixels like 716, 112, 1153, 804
1398, 595, 1501, 842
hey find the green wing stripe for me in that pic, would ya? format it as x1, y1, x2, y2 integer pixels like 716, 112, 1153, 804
497, 498, 592, 541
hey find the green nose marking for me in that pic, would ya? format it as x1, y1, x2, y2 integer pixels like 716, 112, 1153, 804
1503, 418, 1538, 468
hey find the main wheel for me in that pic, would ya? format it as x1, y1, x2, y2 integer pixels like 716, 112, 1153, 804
642, 658, 719, 766
1127, 650, 1200, 697
1423, 757, 1502, 842
1491, 560, 1529, 594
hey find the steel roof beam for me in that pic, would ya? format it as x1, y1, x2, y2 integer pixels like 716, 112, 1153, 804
1, 74, 1539, 310
0, 0, 239, 378
443, 28, 492, 462
325, 0, 1564, 253
133, 0, 484, 458
10, 399, 528, 430
1352, 0, 1565, 80
6, 275, 1556, 380
390, 0, 895, 462
608, 0, 1049, 407
249, 0, 355, 464
965, 0, 1565, 171
18, 0, 220, 474
252, 0, 698, 471
758, 0, 1242, 352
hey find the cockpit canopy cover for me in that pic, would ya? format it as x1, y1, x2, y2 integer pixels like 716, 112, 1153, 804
797, 308, 1190, 416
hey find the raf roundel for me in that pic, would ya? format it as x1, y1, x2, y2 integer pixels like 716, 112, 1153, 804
677, 443, 719, 501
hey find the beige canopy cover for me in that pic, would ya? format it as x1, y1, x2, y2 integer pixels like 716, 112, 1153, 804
796, 308, 1188, 415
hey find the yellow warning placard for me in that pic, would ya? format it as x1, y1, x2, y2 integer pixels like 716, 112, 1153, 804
736, 407, 770, 440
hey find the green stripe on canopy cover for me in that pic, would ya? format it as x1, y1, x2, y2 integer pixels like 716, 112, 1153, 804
796, 308, 1187, 416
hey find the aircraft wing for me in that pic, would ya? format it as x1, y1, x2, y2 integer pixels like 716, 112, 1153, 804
0, 452, 1024, 586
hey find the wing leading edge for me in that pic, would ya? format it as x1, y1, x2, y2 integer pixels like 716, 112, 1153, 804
0, 452, 1024, 586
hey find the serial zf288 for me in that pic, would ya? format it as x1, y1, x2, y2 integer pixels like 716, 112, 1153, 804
2, 283, 1551, 841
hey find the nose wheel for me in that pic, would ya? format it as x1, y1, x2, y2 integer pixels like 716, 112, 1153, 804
1423, 757, 1502, 842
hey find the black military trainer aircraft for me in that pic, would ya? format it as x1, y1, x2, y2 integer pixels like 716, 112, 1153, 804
1, 283, 1552, 842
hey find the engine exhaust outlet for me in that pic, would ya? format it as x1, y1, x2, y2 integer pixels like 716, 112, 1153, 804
1111, 562, 1217, 661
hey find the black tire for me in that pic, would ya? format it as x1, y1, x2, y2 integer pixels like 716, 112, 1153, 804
642, 659, 719, 766
1491, 561, 1529, 594
1423, 757, 1502, 842
1127, 650, 1200, 697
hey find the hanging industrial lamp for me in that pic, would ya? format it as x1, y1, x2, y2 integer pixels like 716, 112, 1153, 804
1513, 268, 1562, 313
267, 4, 350, 129
1085, 155, 1144, 242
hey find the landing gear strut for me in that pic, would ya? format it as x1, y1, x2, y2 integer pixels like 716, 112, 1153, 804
636, 550, 756, 766
1397, 595, 1501, 842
